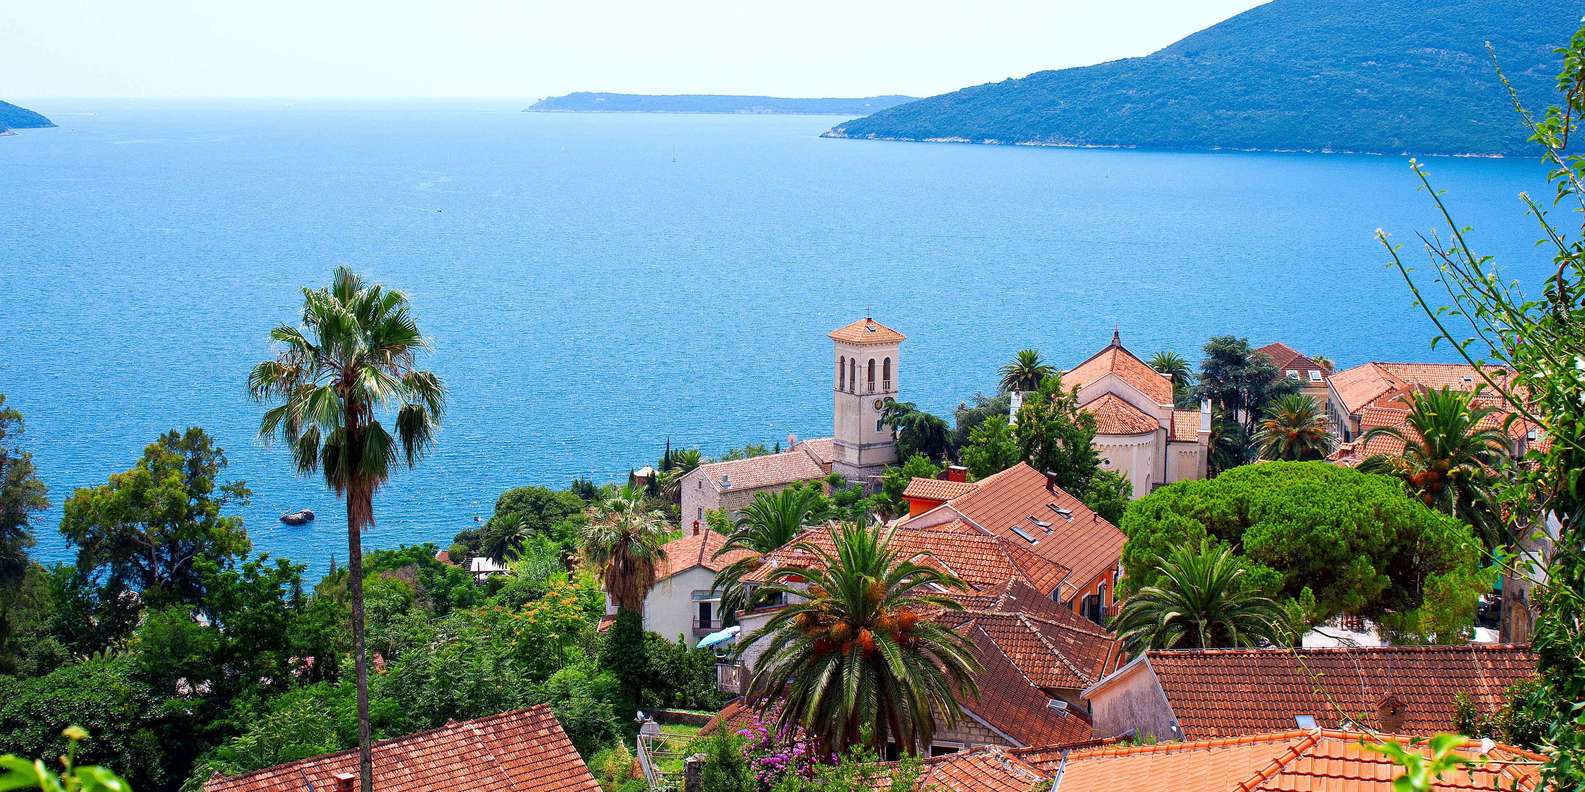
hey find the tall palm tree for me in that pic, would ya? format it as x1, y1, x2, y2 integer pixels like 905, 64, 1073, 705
998, 349, 1056, 394
712, 485, 832, 617
881, 400, 951, 461
742, 522, 981, 756
1254, 393, 1334, 461
580, 485, 670, 613
248, 266, 445, 792
1148, 350, 1191, 392
1112, 541, 1285, 652
1359, 387, 1511, 550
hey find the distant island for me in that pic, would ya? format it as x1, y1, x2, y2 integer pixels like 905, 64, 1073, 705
0, 100, 54, 134
527, 92, 916, 116
826, 0, 1575, 156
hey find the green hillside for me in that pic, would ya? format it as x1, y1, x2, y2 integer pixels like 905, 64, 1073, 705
0, 100, 54, 132
827, 0, 1576, 156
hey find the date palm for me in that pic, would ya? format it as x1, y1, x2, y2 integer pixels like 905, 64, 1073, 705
1148, 350, 1191, 392
248, 266, 445, 792
1358, 387, 1510, 550
742, 521, 981, 756
712, 485, 832, 617
1255, 393, 1334, 461
1112, 541, 1285, 652
580, 485, 670, 613
999, 349, 1056, 393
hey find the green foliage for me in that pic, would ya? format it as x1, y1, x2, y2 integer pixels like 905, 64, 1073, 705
538, 661, 620, 757
950, 392, 1011, 454
694, 730, 753, 792
1119, 462, 1484, 635
638, 633, 723, 712
1111, 541, 1286, 651
1254, 393, 1334, 462
880, 401, 951, 463
1014, 374, 1102, 496
1148, 351, 1194, 406
1363, 734, 1480, 792
876, 455, 941, 518
1081, 469, 1132, 526
1195, 336, 1300, 450
601, 609, 647, 720
712, 485, 832, 616
0, 394, 48, 671
998, 349, 1056, 394
510, 572, 604, 680
959, 415, 1019, 480
581, 486, 669, 612
0, 656, 167, 791
59, 428, 251, 609
717, 443, 771, 462
0, 726, 133, 792
182, 686, 344, 791
474, 486, 585, 562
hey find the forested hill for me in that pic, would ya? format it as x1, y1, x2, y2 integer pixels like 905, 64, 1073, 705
0, 100, 54, 132
528, 92, 915, 115
826, 0, 1578, 156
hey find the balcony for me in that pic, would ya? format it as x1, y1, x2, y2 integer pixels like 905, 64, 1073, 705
716, 662, 746, 695
693, 615, 723, 636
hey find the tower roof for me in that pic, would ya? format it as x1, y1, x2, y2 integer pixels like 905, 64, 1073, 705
828, 317, 905, 345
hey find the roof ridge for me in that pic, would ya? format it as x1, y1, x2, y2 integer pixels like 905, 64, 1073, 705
1017, 612, 1096, 685
1068, 729, 1319, 760
1233, 730, 1323, 792
1148, 643, 1531, 657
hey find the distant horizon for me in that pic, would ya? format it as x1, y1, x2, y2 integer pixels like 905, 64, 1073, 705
2, 0, 1266, 99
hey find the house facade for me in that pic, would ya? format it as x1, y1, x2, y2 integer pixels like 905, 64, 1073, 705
1257, 341, 1332, 407
607, 527, 755, 644
678, 449, 827, 529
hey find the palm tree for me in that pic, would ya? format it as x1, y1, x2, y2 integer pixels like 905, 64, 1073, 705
742, 522, 981, 756
1254, 393, 1334, 461
1311, 355, 1334, 372
1358, 387, 1511, 549
881, 400, 951, 461
1148, 351, 1191, 392
1112, 541, 1285, 652
248, 266, 445, 792
998, 349, 1056, 394
712, 485, 832, 617
580, 485, 670, 613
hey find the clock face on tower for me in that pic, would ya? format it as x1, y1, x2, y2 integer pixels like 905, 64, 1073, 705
873, 398, 884, 409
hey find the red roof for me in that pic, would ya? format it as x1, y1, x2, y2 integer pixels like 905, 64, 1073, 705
654, 528, 757, 581
1052, 729, 1544, 792
202, 706, 598, 792
1133, 644, 1537, 739
1169, 408, 1204, 443
1064, 334, 1175, 405
829, 317, 906, 345
902, 476, 980, 501
958, 627, 1096, 746
1257, 342, 1330, 379
867, 747, 1050, 791
913, 463, 1125, 603
1084, 393, 1159, 435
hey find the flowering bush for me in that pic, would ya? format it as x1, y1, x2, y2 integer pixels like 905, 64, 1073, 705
736, 714, 832, 788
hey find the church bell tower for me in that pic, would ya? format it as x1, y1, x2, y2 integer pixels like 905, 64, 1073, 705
828, 317, 903, 486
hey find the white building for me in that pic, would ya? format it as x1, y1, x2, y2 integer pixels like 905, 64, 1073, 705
606, 527, 756, 644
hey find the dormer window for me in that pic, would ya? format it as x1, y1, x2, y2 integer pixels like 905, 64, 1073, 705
1308, 370, 1323, 382
1286, 370, 1300, 380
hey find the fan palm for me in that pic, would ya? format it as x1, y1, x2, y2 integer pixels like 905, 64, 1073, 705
741, 521, 981, 756
1112, 541, 1285, 652
1358, 387, 1511, 550
1148, 351, 1191, 392
248, 266, 446, 792
998, 349, 1056, 393
712, 485, 832, 617
1254, 393, 1334, 461
580, 485, 670, 613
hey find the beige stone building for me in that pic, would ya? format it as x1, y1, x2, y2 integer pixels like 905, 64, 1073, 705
829, 317, 903, 484
678, 448, 827, 531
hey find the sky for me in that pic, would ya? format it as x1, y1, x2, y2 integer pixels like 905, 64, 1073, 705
2, 0, 1268, 100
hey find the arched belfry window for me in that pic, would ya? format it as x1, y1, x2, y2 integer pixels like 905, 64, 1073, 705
838, 356, 846, 391
867, 359, 876, 393
849, 358, 856, 393
882, 358, 891, 391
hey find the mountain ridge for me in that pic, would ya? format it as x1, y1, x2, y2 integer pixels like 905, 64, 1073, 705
0, 100, 54, 133
826, 0, 1577, 156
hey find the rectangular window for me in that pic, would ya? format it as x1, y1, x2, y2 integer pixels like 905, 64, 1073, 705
698, 601, 713, 630
1308, 370, 1322, 382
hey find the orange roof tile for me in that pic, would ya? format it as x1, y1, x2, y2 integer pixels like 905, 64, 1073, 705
1139, 644, 1537, 739
1084, 393, 1160, 435
693, 450, 825, 492
1054, 729, 1544, 792
1257, 342, 1330, 378
1064, 334, 1175, 405
654, 529, 758, 581
943, 606, 1123, 691
1329, 362, 1513, 417
915, 463, 1125, 603
793, 437, 835, 466
902, 476, 980, 501
202, 706, 598, 792
829, 317, 906, 345
959, 626, 1096, 746
1169, 408, 1204, 443
868, 747, 1050, 791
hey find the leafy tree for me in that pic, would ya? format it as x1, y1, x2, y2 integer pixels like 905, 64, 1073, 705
1111, 541, 1286, 651
959, 414, 1019, 480
694, 730, 754, 792
1195, 336, 1299, 447
1119, 462, 1484, 633
1358, 387, 1509, 550
181, 686, 343, 791
717, 443, 770, 462
0, 656, 168, 791
1207, 407, 1252, 475
998, 349, 1055, 393
638, 632, 722, 711
1148, 350, 1196, 407
1013, 375, 1101, 495
1254, 393, 1334, 461
875, 455, 941, 518
879, 401, 950, 463
477, 486, 585, 561
248, 266, 447, 792
949, 392, 1010, 453
1081, 469, 1131, 525
537, 660, 621, 757
712, 485, 832, 617
60, 427, 251, 608
0, 395, 47, 670
741, 522, 981, 756
580, 485, 669, 613
599, 608, 646, 724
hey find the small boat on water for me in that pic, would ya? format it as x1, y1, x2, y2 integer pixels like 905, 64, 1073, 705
280, 509, 315, 526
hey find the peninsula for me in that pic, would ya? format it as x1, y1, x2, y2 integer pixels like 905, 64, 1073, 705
527, 92, 915, 116
0, 100, 54, 134
826, 0, 1576, 156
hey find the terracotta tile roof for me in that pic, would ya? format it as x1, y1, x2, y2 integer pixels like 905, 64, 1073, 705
654, 529, 758, 581
1140, 644, 1537, 739
1053, 729, 1545, 792
793, 437, 835, 466
1329, 362, 1514, 417
828, 317, 906, 345
740, 520, 1071, 597
942, 606, 1123, 691
960, 625, 1096, 746
1169, 409, 1204, 443
1063, 334, 1175, 405
1257, 342, 1330, 378
915, 463, 1124, 603
1083, 393, 1160, 436
202, 705, 598, 792
867, 747, 1050, 791
693, 450, 825, 493
902, 476, 980, 501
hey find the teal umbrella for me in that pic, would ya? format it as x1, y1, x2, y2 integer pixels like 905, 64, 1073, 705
696, 626, 740, 649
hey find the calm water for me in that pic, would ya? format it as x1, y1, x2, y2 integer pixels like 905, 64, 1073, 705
1, 100, 1557, 574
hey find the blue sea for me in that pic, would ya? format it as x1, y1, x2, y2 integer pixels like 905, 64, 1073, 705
1, 100, 1558, 575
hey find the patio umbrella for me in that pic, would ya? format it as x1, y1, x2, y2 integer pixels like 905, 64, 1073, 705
696, 625, 740, 649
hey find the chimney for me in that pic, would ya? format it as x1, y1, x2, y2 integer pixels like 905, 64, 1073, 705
333, 773, 356, 792
944, 465, 968, 483
787, 433, 798, 448
1044, 470, 1059, 493
691, 519, 701, 536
